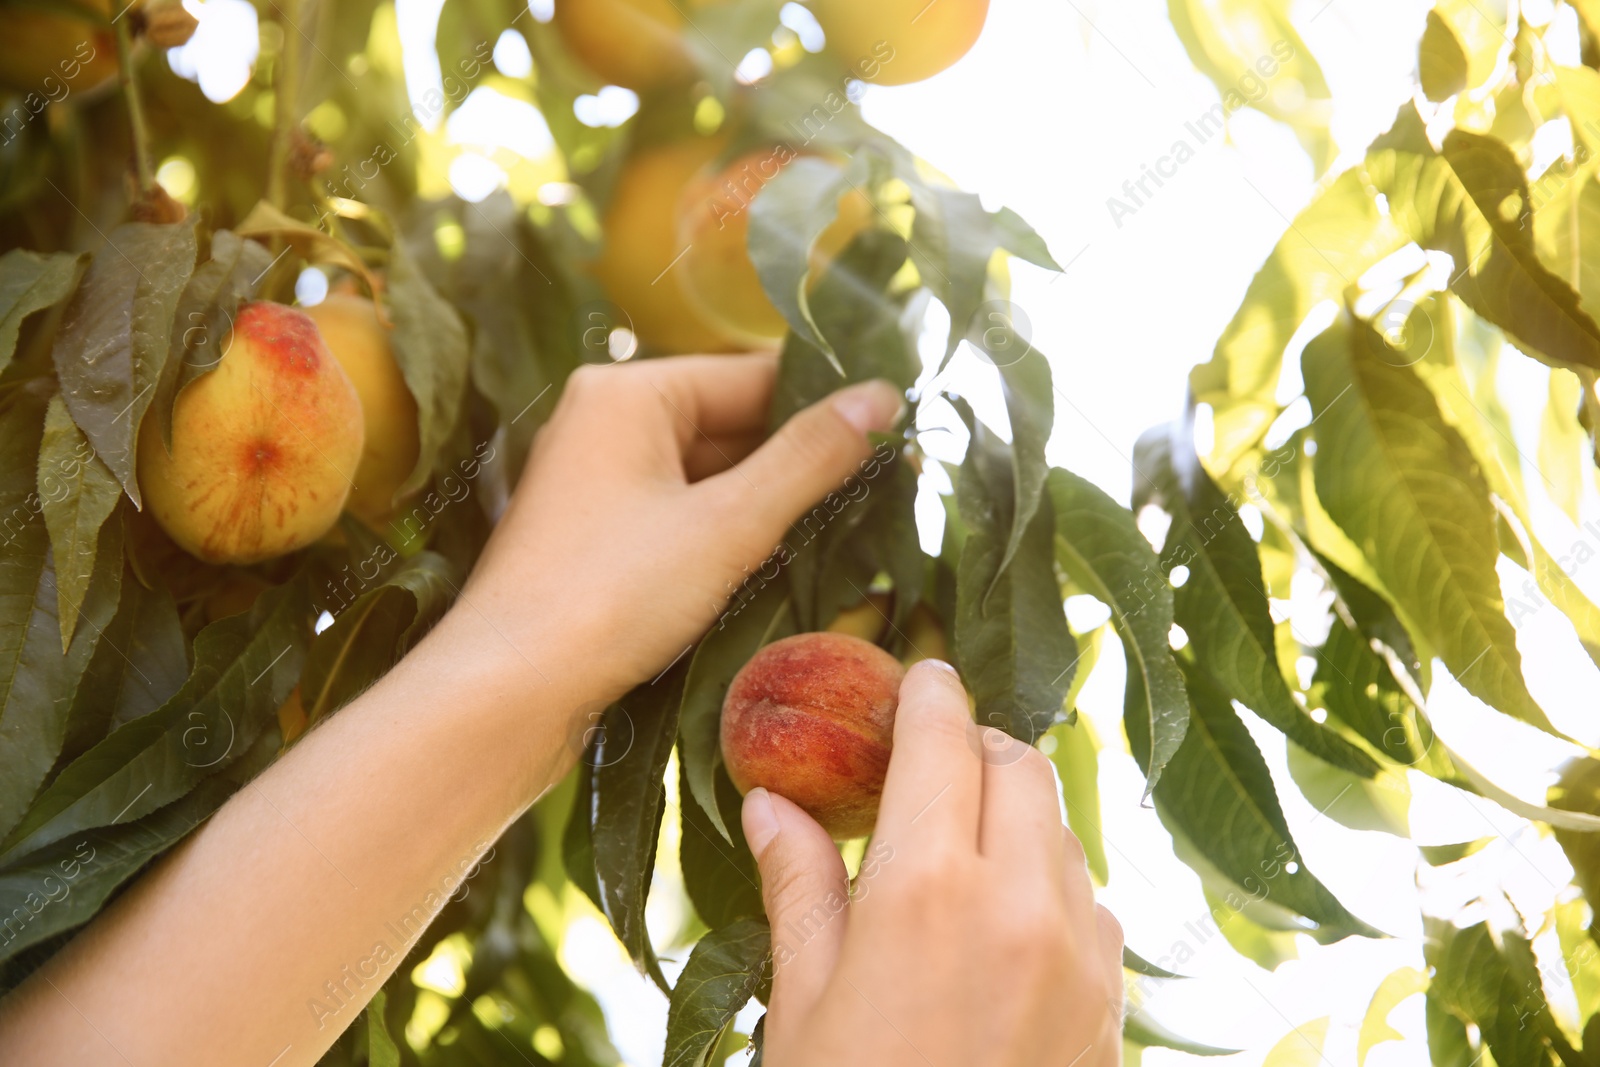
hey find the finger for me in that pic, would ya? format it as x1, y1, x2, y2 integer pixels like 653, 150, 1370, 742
1096, 905, 1125, 1022
645, 353, 780, 451
683, 431, 764, 481
977, 732, 1065, 880
743, 787, 850, 1022
873, 660, 982, 856
701, 379, 903, 560
1061, 825, 1098, 928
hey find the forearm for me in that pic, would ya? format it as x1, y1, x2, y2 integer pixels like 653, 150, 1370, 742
0, 602, 586, 1067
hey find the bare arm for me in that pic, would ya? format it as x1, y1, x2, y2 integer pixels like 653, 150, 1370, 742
0, 354, 905, 1066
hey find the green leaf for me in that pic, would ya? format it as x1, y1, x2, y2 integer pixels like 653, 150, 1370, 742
908, 183, 998, 363
1202, 885, 1300, 970
585, 665, 688, 993
49, 219, 198, 508
388, 240, 470, 498
955, 416, 1075, 744
1155, 666, 1381, 939
153, 230, 274, 451
1427, 993, 1477, 1067
234, 200, 381, 297
768, 229, 916, 428
1419, 10, 1469, 102
662, 918, 770, 1067
1133, 425, 1379, 776
1122, 945, 1186, 980
1189, 168, 1406, 478
1539, 369, 1588, 523
1285, 742, 1410, 836
1123, 1006, 1239, 1056
0, 574, 311, 863
1048, 466, 1190, 794
1164, 0, 1333, 170
301, 551, 456, 721
58, 569, 188, 766
0, 250, 82, 375
988, 322, 1056, 593
1365, 104, 1600, 372
1357, 967, 1429, 1066
748, 155, 858, 366
1048, 714, 1107, 884
0, 389, 122, 842
1424, 919, 1563, 1067
1260, 1016, 1329, 1067
1311, 615, 1444, 775
679, 763, 763, 931
366, 988, 401, 1067
37, 396, 121, 650
1303, 315, 1555, 734
679, 593, 792, 844
0, 728, 278, 964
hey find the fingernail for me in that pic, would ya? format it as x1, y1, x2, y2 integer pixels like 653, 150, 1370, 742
832, 380, 904, 435
743, 787, 780, 854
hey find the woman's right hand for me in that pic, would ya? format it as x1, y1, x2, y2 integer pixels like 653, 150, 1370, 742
744, 659, 1124, 1066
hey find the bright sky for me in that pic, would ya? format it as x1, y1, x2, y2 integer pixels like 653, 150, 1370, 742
165, 0, 1600, 1062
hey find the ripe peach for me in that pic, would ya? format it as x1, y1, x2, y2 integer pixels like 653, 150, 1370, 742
721, 632, 905, 839
304, 294, 420, 525
591, 138, 742, 354
676, 147, 874, 343
137, 301, 364, 564
811, 0, 989, 86
0, 0, 118, 97
554, 0, 695, 91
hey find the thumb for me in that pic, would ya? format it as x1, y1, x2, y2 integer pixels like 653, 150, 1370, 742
743, 787, 850, 1022
704, 379, 903, 557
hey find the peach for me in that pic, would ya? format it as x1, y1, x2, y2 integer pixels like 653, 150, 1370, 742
304, 294, 420, 525
554, 0, 695, 91
676, 147, 874, 343
591, 138, 742, 354
811, 0, 989, 86
137, 301, 364, 564
0, 0, 118, 96
721, 632, 905, 839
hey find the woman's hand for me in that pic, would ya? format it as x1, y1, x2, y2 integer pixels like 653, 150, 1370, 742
454, 353, 904, 712
748, 661, 1124, 1067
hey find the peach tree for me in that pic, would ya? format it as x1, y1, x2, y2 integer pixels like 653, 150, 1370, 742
2, 0, 1600, 1064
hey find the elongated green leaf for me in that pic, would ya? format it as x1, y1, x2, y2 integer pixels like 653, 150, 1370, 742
0, 390, 121, 842
50, 220, 198, 507
1285, 742, 1409, 836
1123, 1006, 1239, 1056
1260, 1017, 1329, 1067
1366, 104, 1600, 371
300, 552, 455, 721
768, 229, 916, 428
748, 155, 857, 366
0, 250, 82, 375
1425, 919, 1562, 1067
1419, 10, 1468, 102
1190, 169, 1407, 476
388, 241, 469, 497
1048, 714, 1108, 884
58, 570, 187, 765
1304, 315, 1554, 734
37, 395, 120, 650
908, 183, 996, 363
988, 323, 1055, 594
1165, 0, 1333, 169
663, 918, 770, 1067
1155, 666, 1380, 939
366, 988, 401, 1067
679, 763, 762, 931
1539, 369, 1588, 523
0, 574, 311, 863
679, 593, 792, 844
956, 416, 1075, 743
0, 728, 278, 964
1311, 616, 1445, 775
1357, 968, 1429, 1066
153, 230, 273, 450
1133, 425, 1378, 776
1049, 467, 1189, 793
586, 665, 687, 993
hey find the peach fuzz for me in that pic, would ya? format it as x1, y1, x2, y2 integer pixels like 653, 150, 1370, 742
721, 631, 906, 839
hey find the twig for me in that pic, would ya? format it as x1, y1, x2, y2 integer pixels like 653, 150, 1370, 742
114, 17, 153, 191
